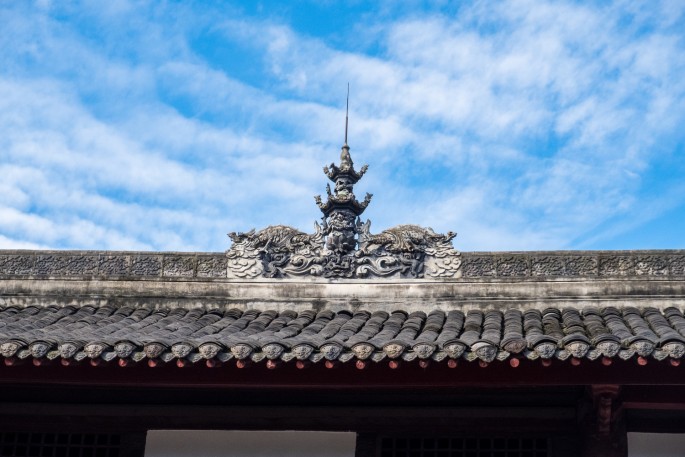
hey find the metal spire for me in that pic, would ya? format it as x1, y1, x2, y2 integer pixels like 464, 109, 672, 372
344, 82, 349, 146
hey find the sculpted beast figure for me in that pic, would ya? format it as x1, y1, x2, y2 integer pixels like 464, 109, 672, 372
358, 224, 456, 255
351, 223, 460, 278
226, 225, 324, 278
228, 225, 323, 256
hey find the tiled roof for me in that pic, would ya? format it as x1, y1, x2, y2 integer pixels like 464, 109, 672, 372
1, 305, 685, 367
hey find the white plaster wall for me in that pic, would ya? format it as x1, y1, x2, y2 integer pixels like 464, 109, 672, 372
145, 430, 356, 457
628, 433, 685, 457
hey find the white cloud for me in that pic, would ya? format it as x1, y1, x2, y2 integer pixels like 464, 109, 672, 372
0, 0, 683, 252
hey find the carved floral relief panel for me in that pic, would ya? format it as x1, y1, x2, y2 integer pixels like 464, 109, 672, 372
531, 256, 565, 276
98, 255, 129, 276
599, 256, 634, 276
130, 255, 162, 276
462, 257, 496, 278
163, 255, 195, 277
197, 256, 227, 278
0, 255, 35, 275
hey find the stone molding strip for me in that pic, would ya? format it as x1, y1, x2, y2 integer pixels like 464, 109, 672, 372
0, 250, 684, 280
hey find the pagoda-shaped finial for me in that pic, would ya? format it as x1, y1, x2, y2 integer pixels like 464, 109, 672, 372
314, 85, 373, 254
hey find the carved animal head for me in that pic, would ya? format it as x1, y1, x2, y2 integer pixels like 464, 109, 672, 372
383, 343, 405, 359
413, 343, 436, 359
114, 341, 136, 358
351, 343, 375, 360
84, 343, 107, 359
29, 342, 51, 358
59, 342, 80, 359
171, 343, 194, 359
292, 344, 314, 360
0, 341, 21, 358
320, 343, 343, 360
534, 342, 557, 359
144, 343, 166, 359
565, 341, 589, 358
228, 229, 256, 245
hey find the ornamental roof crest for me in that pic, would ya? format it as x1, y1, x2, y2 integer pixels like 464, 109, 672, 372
226, 93, 460, 279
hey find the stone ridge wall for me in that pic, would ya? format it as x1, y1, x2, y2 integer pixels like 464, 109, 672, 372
0, 250, 683, 280
0, 251, 227, 279
462, 251, 685, 278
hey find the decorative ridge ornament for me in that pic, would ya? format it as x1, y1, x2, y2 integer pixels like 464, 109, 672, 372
315, 139, 372, 255
226, 89, 461, 279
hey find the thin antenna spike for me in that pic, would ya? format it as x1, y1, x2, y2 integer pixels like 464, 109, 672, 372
344, 83, 349, 145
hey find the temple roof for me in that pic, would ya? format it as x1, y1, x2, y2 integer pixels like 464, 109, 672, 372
1, 125, 685, 375
1, 304, 684, 368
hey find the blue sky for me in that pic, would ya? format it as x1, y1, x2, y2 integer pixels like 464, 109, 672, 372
0, 0, 684, 252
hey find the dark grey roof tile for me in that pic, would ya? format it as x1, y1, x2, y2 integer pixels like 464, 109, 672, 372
3, 304, 685, 367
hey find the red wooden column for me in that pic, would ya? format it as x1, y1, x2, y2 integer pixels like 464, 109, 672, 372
581, 385, 627, 457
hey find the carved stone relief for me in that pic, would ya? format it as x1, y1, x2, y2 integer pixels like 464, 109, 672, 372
131, 255, 162, 276
565, 256, 598, 276
497, 256, 529, 277
98, 255, 129, 276
462, 257, 496, 277
35, 255, 97, 276
196, 256, 227, 278
0, 255, 35, 275
532, 256, 564, 276
225, 223, 461, 279
599, 256, 634, 276
635, 256, 669, 276
672, 256, 685, 276
163, 255, 195, 277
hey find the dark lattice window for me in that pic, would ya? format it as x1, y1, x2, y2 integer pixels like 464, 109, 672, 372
380, 436, 549, 457
0, 433, 126, 457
